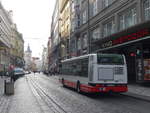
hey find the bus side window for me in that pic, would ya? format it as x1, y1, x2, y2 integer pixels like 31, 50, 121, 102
81, 58, 88, 77
71, 62, 77, 76
76, 60, 82, 76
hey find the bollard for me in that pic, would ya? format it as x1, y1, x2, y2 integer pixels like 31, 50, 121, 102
4, 80, 6, 94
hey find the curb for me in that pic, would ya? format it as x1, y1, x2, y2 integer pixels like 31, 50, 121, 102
121, 92, 150, 102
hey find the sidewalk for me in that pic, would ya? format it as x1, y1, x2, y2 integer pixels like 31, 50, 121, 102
122, 84, 150, 102
0, 76, 42, 113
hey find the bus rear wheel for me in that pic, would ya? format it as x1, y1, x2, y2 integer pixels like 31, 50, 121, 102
76, 82, 81, 93
62, 78, 65, 87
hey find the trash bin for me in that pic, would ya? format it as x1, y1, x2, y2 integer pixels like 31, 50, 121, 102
4, 80, 14, 95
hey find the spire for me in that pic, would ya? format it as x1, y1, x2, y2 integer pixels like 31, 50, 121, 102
27, 44, 32, 53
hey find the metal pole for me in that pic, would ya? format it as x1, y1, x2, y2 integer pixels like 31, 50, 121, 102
87, 0, 90, 54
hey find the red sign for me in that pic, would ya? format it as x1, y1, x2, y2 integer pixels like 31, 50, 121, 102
101, 29, 150, 48
112, 29, 150, 45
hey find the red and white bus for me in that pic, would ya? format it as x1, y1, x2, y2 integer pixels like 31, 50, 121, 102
59, 53, 128, 93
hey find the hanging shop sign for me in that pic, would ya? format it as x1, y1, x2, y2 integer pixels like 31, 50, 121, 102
101, 29, 150, 48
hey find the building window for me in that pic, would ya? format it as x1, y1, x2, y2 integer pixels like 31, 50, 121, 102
93, 0, 98, 16
103, 20, 115, 38
70, 39, 76, 55
91, 27, 100, 41
119, 7, 137, 31
71, 20, 75, 32
102, 0, 114, 8
71, 0, 75, 13
143, 0, 150, 21
82, 10, 87, 24
82, 33, 88, 49
77, 38, 81, 50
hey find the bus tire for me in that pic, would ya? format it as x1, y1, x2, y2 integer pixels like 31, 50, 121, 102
62, 78, 65, 87
76, 81, 81, 93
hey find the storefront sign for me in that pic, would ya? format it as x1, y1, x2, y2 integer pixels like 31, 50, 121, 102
101, 41, 113, 48
101, 29, 150, 48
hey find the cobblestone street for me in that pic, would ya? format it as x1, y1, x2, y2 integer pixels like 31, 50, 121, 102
0, 74, 150, 113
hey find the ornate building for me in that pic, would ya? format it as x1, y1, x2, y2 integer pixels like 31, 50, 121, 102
24, 45, 32, 71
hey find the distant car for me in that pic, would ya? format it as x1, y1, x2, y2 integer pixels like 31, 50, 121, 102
24, 71, 31, 74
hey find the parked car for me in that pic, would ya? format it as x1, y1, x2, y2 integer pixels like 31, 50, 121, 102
10, 68, 25, 81
14, 68, 25, 76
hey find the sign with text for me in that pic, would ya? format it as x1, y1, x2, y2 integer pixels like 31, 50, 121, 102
101, 29, 150, 48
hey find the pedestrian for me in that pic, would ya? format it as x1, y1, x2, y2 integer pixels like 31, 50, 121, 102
6, 71, 9, 76
10, 70, 15, 82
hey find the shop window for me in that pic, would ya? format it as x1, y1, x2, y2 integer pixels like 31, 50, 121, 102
119, 7, 137, 31
143, 0, 150, 21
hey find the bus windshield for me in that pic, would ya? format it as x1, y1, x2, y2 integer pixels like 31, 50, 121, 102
97, 54, 124, 65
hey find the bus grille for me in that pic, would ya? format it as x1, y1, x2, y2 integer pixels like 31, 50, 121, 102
114, 67, 123, 75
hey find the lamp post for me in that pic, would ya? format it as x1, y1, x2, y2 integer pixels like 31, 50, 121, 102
87, 0, 91, 54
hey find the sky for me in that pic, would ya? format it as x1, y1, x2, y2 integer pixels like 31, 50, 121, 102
1, 0, 56, 58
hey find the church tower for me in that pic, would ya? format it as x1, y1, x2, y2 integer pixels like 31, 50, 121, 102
24, 44, 32, 70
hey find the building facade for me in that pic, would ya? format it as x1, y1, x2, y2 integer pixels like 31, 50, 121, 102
0, 2, 13, 75
31, 57, 41, 72
72, 0, 150, 83
0, 2, 24, 75
41, 47, 48, 72
59, 0, 71, 59
50, 0, 150, 83
49, 0, 60, 71
11, 24, 24, 68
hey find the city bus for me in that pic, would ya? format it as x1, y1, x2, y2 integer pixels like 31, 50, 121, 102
59, 53, 128, 93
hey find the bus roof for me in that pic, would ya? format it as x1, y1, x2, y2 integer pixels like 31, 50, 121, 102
62, 53, 124, 63
62, 54, 96, 63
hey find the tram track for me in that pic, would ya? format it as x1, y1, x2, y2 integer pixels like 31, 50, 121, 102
39, 74, 150, 104
26, 76, 68, 113
25, 75, 150, 113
